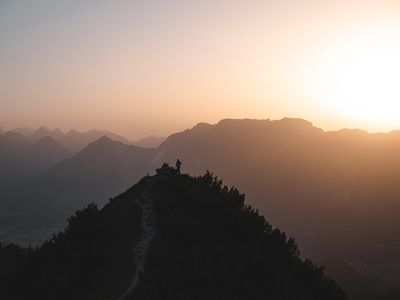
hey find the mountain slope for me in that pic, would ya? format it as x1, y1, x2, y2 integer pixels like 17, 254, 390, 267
133, 135, 165, 148
0, 172, 346, 300
0, 134, 27, 192
29, 136, 72, 170
0, 134, 72, 195
16, 127, 133, 152
30, 127, 64, 142
6, 136, 155, 227
2, 131, 30, 144
62, 129, 133, 151
5, 118, 400, 261
151, 118, 400, 262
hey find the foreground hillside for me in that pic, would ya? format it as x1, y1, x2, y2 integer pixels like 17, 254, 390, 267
0, 172, 346, 300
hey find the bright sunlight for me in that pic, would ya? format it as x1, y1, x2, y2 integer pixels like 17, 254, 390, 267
310, 26, 400, 129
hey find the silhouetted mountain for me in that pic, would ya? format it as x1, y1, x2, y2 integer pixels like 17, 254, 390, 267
0, 134, 26, 192
5, 136, 155, 227
5, 119, 400, 258
2, 131, 29, 144
12, 127, 35, 137
62, 129, 133, 151
133, 135, 165, 148
0, 133, 71, 196
13, 126, 133, 152
4, 118, 400, 297
0, 172, 347, 300
150, 119, 400, 263
30, 136, 72, 169
30, 127, 65, 142
153, 118, 400, 298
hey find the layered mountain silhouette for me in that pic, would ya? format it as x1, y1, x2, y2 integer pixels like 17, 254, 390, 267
6, 127, 133, 151
8, 126, 165, 151
149, 119, 400, 262
30, 127, 65, 143
4, 119, 400, 259
12, 127, 35, 137
1, 131, 30, 144
0, 133, 72, 196
132, 135, 166, 148
0, 172, 346, 300
3, 136, 155, 227
3, 118, 400, 298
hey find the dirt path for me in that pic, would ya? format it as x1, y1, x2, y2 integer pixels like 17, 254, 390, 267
117, 181, 156, 299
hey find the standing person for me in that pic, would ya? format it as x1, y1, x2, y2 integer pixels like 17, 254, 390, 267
176, 159, 182, 174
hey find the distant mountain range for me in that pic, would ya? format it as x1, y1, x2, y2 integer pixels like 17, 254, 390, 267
2, 118, 400, 299
0, 128, 163, 238
133, 135, 166, 148
19, 137, 155, 223
3, 127, 165, 152
3, 119, 400, 257
0, 133, 72, 194
149, 119, 400, 262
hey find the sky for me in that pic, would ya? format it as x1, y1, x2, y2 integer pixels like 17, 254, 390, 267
1, 0, 400, 139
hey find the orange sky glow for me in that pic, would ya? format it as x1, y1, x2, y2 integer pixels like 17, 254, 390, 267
1, 0, 400, 139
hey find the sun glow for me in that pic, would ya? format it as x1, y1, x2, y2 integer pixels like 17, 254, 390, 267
309, 27, 400, 129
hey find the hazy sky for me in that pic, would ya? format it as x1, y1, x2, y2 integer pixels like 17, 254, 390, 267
1, 0, 400, 139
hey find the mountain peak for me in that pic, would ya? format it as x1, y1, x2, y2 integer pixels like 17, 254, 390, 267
81, 136, 119, 153
215, 117, 315, 130
31, 127, 64, 141
12, 127, 34, 137
133, 135, 166, 148
34, 126, 51, 134
32, 135, 63, 148
193, 122, 213, 129
1, 172, 346, 299
277, 117, 314, 127
2, 131, 29, 144
29, 136, 71, 161
34, 126, 63, 134
92, 135, 115, 145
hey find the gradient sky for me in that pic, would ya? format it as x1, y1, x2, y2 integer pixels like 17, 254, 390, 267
1, 0, 400, 139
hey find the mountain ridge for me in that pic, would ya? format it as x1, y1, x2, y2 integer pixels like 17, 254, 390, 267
3, 118, 400, 298
0, 171, 347, 300
2, 136, 156, 228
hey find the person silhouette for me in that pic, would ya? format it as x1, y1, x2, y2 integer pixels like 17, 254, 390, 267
176, 159, 182, 174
